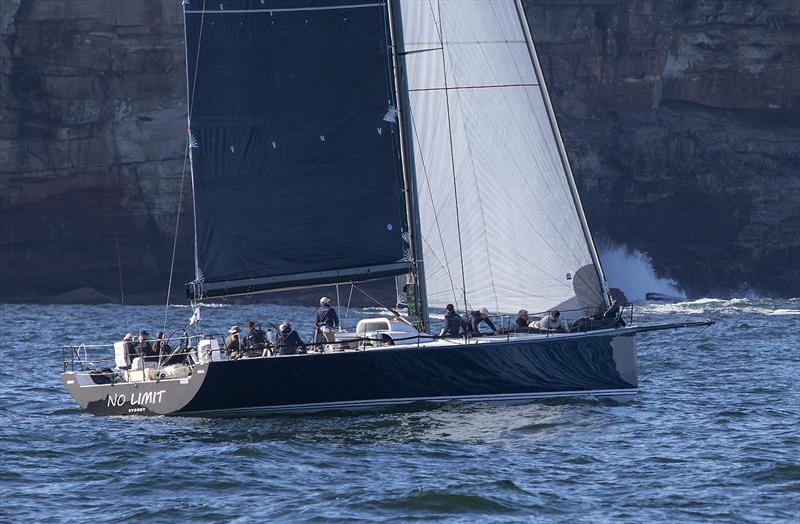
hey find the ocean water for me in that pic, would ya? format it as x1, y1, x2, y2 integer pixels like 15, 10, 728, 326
1, 299, 798, 522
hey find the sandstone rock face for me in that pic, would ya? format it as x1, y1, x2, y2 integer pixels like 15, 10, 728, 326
0, 0, 193, 302
0, 0, 797, 302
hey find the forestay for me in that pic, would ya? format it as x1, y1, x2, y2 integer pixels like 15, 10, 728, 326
395, 0, 608, 317
184, 0, 410, 299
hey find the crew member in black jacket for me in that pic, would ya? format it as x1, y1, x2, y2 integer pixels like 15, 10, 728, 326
439, 303, 464, 337
135, 330, 158, 362
315, 296, 339, 349
468, 308, 498, 336
276, 321, 307, 356
243, 320, 267, 356
515, 309, 531, 332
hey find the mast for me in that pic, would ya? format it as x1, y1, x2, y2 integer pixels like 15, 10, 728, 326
387, 0, 430, 332
513, 0, 610, 309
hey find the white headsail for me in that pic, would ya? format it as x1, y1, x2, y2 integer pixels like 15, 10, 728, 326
397, 0, 608, 317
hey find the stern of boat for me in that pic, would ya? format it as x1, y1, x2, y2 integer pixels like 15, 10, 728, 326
60, 362, 209, 416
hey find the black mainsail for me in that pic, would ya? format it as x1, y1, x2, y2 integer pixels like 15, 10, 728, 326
184, 0, 411, 299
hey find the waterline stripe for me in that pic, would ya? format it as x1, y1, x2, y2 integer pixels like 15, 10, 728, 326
178, 388, 638, 417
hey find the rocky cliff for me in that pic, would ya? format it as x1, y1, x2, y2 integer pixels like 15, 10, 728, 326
525, 0, 800, 298
0, 0, 797, 303
0, 0, 192, 302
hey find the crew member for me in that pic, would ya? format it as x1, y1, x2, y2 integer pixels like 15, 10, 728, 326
135, 330, 158, 362
468, 307, 498, 336
244, 320, 267, 356
315, 296, 339, 350
439, 303, 464, 337
535, 310, 570, 333
154, 331, 173, 365
276, 321, 307, 356
224, 325, 242, 359
121, 333, 135, 368
515, 310, 530, 332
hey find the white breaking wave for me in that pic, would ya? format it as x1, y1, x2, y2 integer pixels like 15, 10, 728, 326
636, 297, 800, 316
599, 242, 685, 303
686, 298, 726, 304
768, 309, 800, 316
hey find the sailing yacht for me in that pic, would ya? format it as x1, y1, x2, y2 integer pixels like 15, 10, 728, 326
61, 0, 710, 417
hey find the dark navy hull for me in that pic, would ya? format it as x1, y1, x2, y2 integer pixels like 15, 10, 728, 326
181, 330, 637, 416
62, 329, 637, 417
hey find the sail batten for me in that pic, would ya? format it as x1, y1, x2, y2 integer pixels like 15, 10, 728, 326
184, 0, 409, 299
408, 83, 538, 92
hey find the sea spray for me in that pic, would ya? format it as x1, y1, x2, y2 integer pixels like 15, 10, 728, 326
599, 241, 685, 303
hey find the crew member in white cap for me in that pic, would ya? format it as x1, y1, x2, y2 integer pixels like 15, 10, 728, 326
315, 296, 339, 350
120, 333, 135, 368
224, 325, 242, 359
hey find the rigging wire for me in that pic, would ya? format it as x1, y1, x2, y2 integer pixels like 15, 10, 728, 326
336, 284, 342, 330
164, 0, 208, 329
163, 139, 190, 331
168, 2, 209, 327
638, 323, 712, 383
345, 283, 355, 323
352, 284, 408, 324
115, 232, 128, 333
407, 103, 460, 308
433, 0, 469, 315
431, 3, 502, 312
